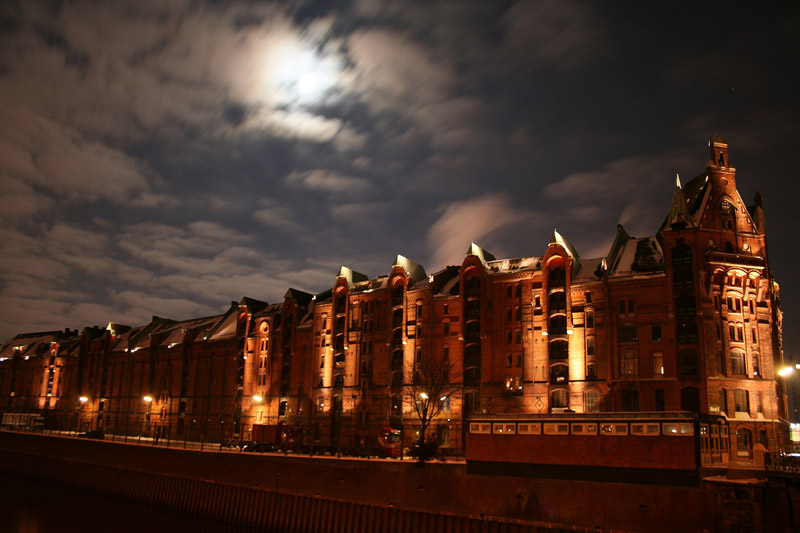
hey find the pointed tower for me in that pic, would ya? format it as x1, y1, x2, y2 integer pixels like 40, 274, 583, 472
660, 175, 696, 232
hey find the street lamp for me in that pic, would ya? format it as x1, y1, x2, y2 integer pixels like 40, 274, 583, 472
253, 395, 263, 403
772, 366, 795, 456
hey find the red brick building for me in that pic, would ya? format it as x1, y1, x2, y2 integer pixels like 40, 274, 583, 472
0, 137, 787, 466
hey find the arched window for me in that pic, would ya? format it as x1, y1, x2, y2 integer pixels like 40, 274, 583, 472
550, 363, 568, 384
549, 339, 569, 360
550, 389, 568, 409
549, 315, 567, 335
548, 292, 566, 312
464, 367, 481, 387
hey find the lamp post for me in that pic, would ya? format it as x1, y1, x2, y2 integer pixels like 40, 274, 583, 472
76, 396, 88, 433
773, 366, 794, 456
142, 395, 153, 444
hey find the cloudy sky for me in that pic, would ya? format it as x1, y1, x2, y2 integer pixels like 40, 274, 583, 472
1, 1, 798, 355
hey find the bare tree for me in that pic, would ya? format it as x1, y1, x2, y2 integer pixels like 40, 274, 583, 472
404, 354, 460, 459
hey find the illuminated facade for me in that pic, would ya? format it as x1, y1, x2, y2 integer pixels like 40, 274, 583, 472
0, 137, 787, 466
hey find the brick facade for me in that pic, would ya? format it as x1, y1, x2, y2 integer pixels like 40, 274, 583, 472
0, 136, 787, 466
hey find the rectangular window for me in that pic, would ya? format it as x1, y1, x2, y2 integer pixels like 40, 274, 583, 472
586, 310, 594, 329
655, 389, 665, 411
730, 350, 746, 375
505, 375, 523, 393
505, 353, 512, 368
493, 423, 516, 434
600, 423, 628, 436
734, 389, 750, 413
621, 389, 639, 411
515, 353, 522, 368
586, 336, 595, 356
621, 352, 638, 376
443, 304, 449, 315
585, 291, 592, 304
663, 423, 694, 436
518, 423, 541, 435
630, 423, 660, 436
652, 324, 662, 342
620, 325, 638, 343
506, 331, 512, 344
469, 423, 491, 434
653, 352, 664, 375
506, 286, 512, 298
571, 423, 598, 435
543, 423, 570, 435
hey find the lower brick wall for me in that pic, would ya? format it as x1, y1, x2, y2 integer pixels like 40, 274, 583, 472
0, 430, 788, 532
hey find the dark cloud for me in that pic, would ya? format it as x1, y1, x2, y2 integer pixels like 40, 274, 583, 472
0, 0, 798, 357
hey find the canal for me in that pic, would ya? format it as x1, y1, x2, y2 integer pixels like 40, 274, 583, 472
0, 472, 260, 533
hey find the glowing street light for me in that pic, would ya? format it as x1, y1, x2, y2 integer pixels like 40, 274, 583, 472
419, 393, 429, 400
252, 395, 263, 403
78, 396, 88, 403
143, 395, 153, 403
778, 367, 795, 377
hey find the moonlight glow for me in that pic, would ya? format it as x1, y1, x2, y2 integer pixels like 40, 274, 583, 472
270, 44, 342, 107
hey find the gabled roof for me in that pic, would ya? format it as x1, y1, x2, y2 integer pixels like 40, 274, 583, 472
393, 254, 427, 283
430, 266, 460, 296
337, 266, 369, 285
548, 230, 582, 278
0, 330, 69, 358
549, 230, 580, 259
351, 277, 389, 294
608, 236, 664, 278
239, 297, 269, 314
466, 242, 496, 266
284, 288, 314, 309
607, 224, 632, 268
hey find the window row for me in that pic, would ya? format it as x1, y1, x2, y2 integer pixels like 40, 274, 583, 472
469, 420, 694, 437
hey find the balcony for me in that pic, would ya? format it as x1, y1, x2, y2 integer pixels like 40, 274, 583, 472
706, 251, 765, 270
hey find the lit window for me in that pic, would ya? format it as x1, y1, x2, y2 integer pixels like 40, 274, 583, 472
653, 352, 664, 375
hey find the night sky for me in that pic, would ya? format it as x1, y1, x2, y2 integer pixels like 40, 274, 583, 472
1, 1, 798, 356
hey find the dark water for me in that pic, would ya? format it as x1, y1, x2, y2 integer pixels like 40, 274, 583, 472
0, 473, 262, 533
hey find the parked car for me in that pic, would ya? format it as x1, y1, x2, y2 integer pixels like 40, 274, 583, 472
243, 442, 274, 453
